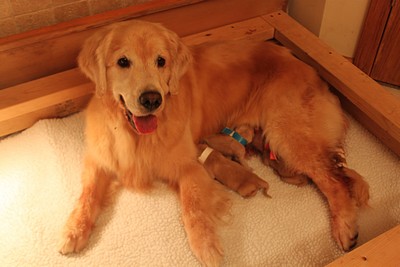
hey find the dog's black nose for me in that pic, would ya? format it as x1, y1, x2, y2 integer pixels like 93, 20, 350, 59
139, 91, 162, 112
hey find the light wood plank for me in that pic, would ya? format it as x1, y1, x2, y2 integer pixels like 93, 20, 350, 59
327, 224, 400, 267
0, 69, 93, 137
0, 0, 285, 89
263, 11, 400, 157
183, 17, 275, 46
0, 17, 275, 137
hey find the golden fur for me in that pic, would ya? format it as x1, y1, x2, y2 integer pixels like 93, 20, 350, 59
59, 20, 369, 266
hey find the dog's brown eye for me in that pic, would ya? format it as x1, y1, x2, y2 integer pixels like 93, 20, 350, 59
117, 57, 130, 68
157, 56, 166, 68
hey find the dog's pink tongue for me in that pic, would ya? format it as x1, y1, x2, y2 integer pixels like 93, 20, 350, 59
133, 115, 157, 134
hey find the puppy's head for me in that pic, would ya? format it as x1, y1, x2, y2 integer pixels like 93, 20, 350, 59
78, 20, 192, 134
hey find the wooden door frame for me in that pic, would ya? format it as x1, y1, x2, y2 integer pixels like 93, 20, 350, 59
354, 0, 392, 75
353, 0, 392, 75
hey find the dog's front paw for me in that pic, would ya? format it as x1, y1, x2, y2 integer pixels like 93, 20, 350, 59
59, 222, 92, 254
187, 228, 223, 267
195, 243, 223, 267
331, 214, 358, 251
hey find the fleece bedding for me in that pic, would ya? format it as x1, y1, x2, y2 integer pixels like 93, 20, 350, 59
0, 111, 399, 267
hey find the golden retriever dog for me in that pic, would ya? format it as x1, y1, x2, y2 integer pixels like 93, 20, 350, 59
59, 20, 370, 266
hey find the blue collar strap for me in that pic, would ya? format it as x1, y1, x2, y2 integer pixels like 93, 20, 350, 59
221, 127, 248, 146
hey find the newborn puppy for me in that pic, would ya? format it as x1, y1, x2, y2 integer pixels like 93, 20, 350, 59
198, 143, 269, 198
203, 125, 254, 170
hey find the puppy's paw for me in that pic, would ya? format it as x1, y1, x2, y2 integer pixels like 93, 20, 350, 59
237, 175, 270, 198
58, 223, 92, 254
332, 214, 358, 251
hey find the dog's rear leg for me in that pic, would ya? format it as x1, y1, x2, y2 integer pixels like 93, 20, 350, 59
179, 162, 231, 267
307, 166, 360, 251
59, 156, 117, 254
278, 142, 363, 250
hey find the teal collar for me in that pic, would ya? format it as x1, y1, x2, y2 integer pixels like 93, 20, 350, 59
221, 127, 248, 146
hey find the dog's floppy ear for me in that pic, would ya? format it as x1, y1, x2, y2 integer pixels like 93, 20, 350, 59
78, 27, 113, 96
166, 30, 192, 95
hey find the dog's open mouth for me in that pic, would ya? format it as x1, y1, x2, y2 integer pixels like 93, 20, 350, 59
125, 109, 157, 134
121, 97, 158, 134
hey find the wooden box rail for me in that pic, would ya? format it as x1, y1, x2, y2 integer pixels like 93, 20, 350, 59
327, 224, 400, 266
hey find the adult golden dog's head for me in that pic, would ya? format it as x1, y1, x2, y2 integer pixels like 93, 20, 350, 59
78, 20, 192, 134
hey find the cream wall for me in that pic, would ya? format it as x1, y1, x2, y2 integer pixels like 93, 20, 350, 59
287, 0, 326, 36
288, 0, 370, 58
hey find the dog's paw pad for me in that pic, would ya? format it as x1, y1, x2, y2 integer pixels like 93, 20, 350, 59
332, 216, 359, 252
197, 245, 223, 267
237, 178, 270, 198
58, 227, 91, 255
59, 237, 76, 255
186, 224, 223, 267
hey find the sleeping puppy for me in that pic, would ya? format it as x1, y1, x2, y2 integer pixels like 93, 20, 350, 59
59, 20, 369, 266
200, 125, 270, 197
198, 143, 269, 198
203, 125, 254, 170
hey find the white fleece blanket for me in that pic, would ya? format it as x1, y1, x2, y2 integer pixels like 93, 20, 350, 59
0, 111, 399, 267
